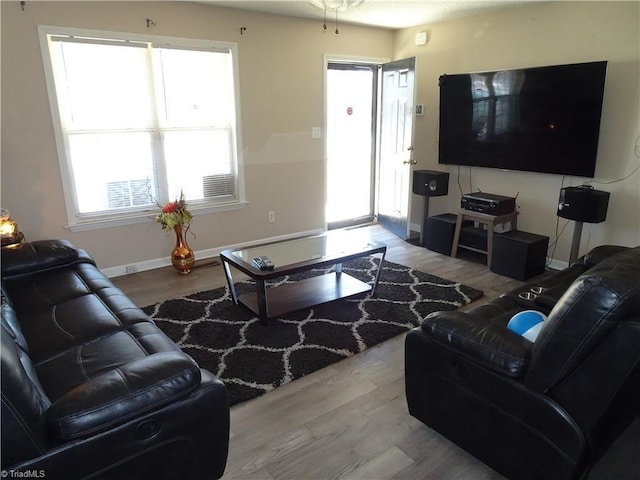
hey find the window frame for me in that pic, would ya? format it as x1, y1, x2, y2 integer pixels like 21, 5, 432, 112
38, 25, 246, 232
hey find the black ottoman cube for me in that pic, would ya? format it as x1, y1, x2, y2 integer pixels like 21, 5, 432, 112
491, 230, 549, 280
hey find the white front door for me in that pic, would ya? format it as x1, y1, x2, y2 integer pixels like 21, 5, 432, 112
377, 57, 416, 240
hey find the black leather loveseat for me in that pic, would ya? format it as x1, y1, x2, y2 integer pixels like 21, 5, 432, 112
405, 245, 640, 480
1, 240, 229, 479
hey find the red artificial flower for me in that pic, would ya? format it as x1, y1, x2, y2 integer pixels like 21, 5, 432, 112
162, 202, 178, 213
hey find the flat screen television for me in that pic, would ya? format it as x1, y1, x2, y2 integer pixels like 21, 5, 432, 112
438, 61, 607, 177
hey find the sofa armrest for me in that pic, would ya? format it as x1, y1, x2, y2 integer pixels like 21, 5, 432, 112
421, 311, 532, 377
578, 245, 629, 268
46, 352, 201, 441
1, 240, 94, 279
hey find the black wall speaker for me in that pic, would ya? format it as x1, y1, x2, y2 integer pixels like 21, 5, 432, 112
412, 170, 449, 197
557, 186, 610, 223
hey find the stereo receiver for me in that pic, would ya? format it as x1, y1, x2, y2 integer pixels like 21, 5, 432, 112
461, 192, 516, 215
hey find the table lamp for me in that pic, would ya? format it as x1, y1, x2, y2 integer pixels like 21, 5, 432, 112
1, 209, 24, 248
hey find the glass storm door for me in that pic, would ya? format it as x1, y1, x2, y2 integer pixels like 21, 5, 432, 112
326, 63, 377, 229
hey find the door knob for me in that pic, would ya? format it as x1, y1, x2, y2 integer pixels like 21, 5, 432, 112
403, 145, 416, 164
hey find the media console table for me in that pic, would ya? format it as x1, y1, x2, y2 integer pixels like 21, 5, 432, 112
220, 230, 387, 326
450, 208, 519, 266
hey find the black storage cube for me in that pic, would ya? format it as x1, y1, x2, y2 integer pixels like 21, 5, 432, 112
459, 226, 488, 252
424, 214, 472, 255
491, 230, 549, 280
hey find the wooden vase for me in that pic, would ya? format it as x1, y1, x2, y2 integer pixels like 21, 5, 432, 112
171, 223, 195, 274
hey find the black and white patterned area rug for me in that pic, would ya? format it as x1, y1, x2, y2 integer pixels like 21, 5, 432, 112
142, 257, 483, 407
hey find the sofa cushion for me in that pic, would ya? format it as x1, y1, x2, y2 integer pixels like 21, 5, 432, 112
5, 263, 121, 317
46, 352, 201, 441
1, 240, 87, 278
526, 246, 640, 392
19, 293, 131, 363
35, 327, 177, 402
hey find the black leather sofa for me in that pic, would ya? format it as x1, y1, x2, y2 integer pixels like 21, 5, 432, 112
1, 240, 230, 479
405, 245, 640, 480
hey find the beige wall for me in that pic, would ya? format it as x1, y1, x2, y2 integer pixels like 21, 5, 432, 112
1, 1, 638, 273
0, 1, 392, 271
395, 1, 640, 263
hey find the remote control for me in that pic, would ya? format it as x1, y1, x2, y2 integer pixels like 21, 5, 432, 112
252, 256, 274, 271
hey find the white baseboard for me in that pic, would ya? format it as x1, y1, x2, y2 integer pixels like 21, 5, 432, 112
102, 228, 325, 278
547, 258, 568, 271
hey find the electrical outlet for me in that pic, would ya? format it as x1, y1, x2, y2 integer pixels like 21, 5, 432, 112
268, 211, 276, 223
125, 264, 138, 274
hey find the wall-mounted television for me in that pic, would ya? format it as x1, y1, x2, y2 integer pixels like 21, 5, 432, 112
438, 61, 607, 177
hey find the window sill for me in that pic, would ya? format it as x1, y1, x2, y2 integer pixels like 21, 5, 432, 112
66, 201, 248, 232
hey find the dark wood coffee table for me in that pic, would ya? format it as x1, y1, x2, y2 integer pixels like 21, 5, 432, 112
220, 229, 386, 325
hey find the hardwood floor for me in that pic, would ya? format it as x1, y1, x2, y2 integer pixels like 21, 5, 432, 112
111, 224, 638, 480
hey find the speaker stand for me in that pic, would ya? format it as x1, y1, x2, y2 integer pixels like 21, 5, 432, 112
569, 221, 584, 264
420, 196, 430, 246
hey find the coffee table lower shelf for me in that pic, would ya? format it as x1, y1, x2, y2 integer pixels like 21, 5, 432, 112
238, 272, 371, 320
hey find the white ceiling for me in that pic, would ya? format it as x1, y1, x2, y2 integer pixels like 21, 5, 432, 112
199, 0, 533, 30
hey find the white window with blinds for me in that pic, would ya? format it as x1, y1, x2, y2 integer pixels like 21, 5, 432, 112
38, 26, 244, 230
